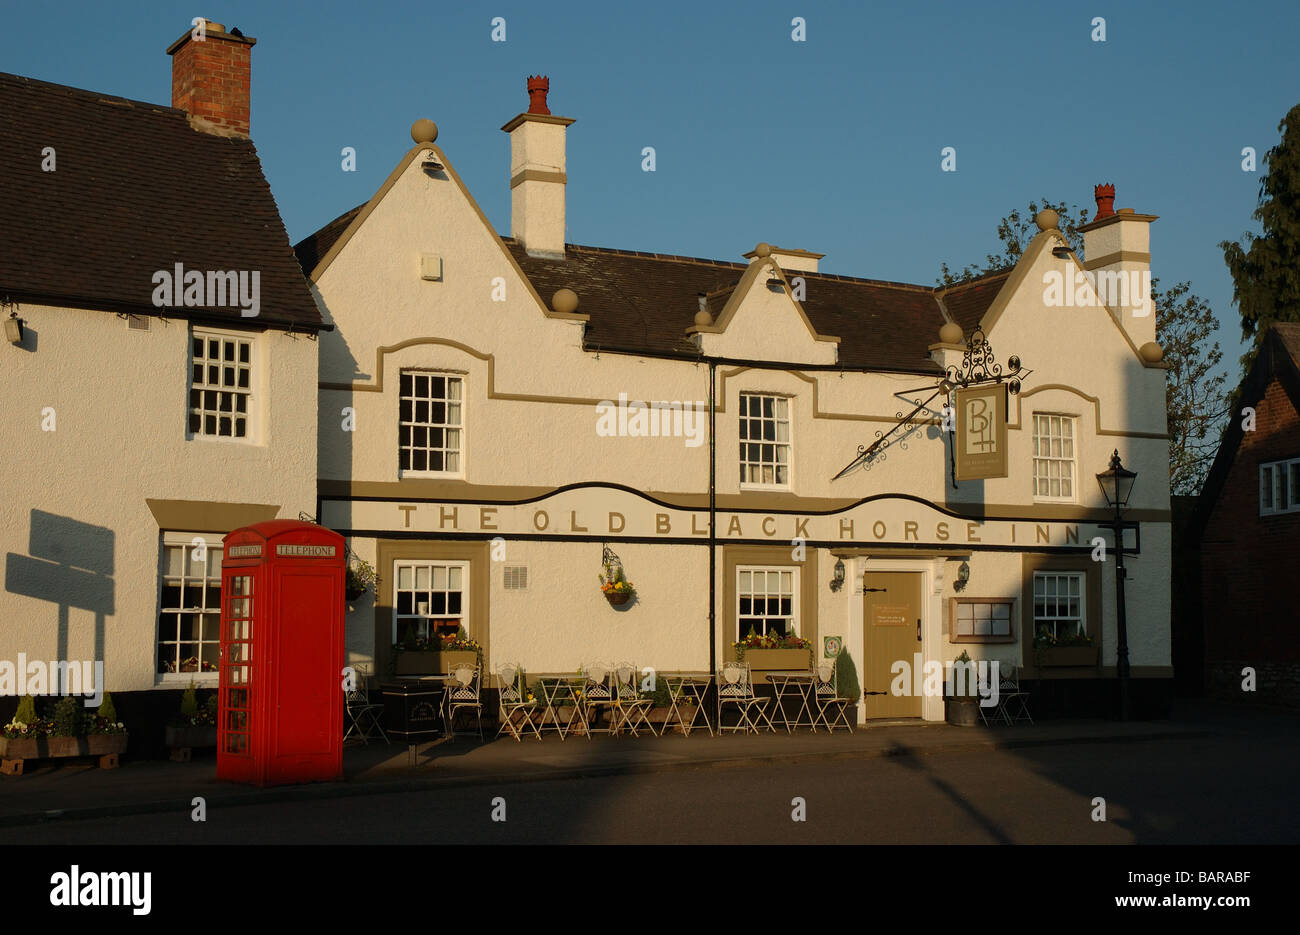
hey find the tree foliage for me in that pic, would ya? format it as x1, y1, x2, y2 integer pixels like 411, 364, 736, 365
1221, 103, 1300, 369
940, 200, 1227, 494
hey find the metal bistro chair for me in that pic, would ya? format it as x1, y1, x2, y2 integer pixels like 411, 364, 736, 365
611, 663, 655, 737
444, 663, 484, 741
496, 664, 541, 742
717, 660, 771, 734
344, 675, 388, 745
812, 659, 855, 734
984, 662, 1033, 726
580, 663, 617, 737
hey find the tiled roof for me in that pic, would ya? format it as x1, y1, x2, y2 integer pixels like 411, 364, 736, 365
0, 72, 322, 330
295, 209, 1010, 371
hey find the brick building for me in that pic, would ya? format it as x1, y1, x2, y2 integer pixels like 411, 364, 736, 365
1195, 323, 1300, 704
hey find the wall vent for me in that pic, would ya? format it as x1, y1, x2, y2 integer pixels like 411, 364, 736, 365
504, 565, 529, 590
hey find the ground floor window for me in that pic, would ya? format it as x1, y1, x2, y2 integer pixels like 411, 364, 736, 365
737, 566, 796, 638
1032, 572, 1084, 640
158, 534, 223, 675
952, 598, 1014, 641
393, 560, 468, 643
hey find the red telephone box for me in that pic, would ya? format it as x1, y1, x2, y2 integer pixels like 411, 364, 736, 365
217, 519, 346, 787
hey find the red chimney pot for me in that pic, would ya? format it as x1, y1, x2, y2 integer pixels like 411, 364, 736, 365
1094, 183, 1116, 220
526, 75, 550, 115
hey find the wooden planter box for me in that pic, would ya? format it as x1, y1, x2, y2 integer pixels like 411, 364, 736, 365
730, 647, 813, 683
395, 650, 479, 676
1, 734, 127, 774
165, 725, 218, 762
1036, 646, 1100, 667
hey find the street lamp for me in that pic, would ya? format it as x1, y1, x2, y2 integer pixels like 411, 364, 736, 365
1096, 449, 1137, 719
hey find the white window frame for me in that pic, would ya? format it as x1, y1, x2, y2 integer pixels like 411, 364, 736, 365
736, 565, 799, 639
1260, 458, 1300, 516
156, 532, 223, 684
398, 370, 465, 479
1032, 572, 1086, 641
951, 598, 1015, 642
738, 392, 793, 490
1031, 412, 1078, 503
188, 327, 256, 443
391, 559, 470, 643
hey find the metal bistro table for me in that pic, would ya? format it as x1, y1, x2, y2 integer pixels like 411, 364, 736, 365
660, 673, 714, 737
766, 671, 819, 734
535, 677, 587, 741
381, 676, 450, 765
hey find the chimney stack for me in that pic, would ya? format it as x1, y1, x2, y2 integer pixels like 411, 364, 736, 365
1079, 184, 1159, 347
167, 19, 256, 137
502, 76, 574, 258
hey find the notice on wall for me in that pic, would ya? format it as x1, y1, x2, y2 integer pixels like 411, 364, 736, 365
871, 605, 911, 626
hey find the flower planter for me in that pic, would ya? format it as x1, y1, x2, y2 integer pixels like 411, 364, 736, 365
1036, 646, 1099, 667
944, 698, 980, 727
165, 725, 218, 762
394, 650, 479, 676
604, 590, 632, 606
729, 647, 813, 683
345, 586, 367, 602
1, 734, 127, 773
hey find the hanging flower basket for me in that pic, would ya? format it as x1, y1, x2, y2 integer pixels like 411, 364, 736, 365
604, 589, 632, 606
598, 548, 635, 607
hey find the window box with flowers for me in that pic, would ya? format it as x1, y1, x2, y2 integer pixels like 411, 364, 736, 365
392, 629, 482, 675
726, 629, 815, 683
1033, 630, 1099, 667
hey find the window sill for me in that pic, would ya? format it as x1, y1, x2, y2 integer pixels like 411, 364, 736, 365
950, 635, 1017, 644
156, 673, 219, 686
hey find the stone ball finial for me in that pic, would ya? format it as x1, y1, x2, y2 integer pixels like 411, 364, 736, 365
939, 321, 964, 344
1035, 208, 1060, 232
1139, 341, 1165, 363
411, 119, 439, 144
754, 242, 772, 258
552, 288, 579, 315
694, 309, 714, 327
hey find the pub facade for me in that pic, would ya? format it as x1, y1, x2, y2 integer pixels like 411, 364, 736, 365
298, 80, 1174, 721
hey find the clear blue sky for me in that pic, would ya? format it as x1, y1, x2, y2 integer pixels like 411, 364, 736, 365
5, 0, 1298, 377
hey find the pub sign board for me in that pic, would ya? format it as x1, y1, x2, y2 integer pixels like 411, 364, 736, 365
954, 383, 1008, 481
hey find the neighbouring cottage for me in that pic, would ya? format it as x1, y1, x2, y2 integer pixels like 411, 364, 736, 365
296, 77, 1175, 721
0, 20, 325, 747
1193, 323, 1300, 706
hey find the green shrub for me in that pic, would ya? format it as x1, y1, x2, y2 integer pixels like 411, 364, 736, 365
51, 695, 85, 737
180, 683, 198, 717
13, 694, 37, 725
97, 692, 117, 723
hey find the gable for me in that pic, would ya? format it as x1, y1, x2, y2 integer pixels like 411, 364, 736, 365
693, 260, 839, 366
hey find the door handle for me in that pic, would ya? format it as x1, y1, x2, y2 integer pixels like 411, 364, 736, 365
916, 618, 921, 641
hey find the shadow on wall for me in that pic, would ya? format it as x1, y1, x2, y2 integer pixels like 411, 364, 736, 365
4, 510, 116, 671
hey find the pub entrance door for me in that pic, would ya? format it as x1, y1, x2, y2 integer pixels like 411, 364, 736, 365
862, 571, 924, 719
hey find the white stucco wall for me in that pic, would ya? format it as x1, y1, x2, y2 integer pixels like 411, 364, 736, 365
0, 304, 318, 694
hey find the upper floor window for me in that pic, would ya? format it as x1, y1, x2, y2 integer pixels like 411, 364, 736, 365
190, 330, 252, 439
1032, 413, 1076, 501
399, 371, 463, 474
1260, 458, 1300, 515
739, 393, 790, 487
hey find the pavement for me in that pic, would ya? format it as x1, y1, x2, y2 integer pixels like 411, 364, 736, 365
3, 698, 1278, 829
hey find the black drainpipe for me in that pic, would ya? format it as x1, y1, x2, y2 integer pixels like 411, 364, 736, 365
708, 359, 718, 676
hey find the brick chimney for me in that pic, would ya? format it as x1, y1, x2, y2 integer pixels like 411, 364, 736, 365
166, 19, 256, 137
502, 76, 574, 258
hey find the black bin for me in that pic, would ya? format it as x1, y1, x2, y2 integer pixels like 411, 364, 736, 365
381, 679, 446, 743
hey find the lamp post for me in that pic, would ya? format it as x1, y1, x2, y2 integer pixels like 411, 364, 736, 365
1096, 449, 1137, 720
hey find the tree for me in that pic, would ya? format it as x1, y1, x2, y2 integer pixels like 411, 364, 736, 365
1156, 280, 1229, 494
936, 198, 1090, 287
1221, 103, 1300, 370
941, 200, 1227, 494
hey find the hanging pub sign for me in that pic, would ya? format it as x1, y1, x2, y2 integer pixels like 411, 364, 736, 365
954, 383, 1008, 481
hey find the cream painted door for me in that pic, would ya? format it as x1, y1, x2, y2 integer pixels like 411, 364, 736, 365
862, 571, 924, 719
